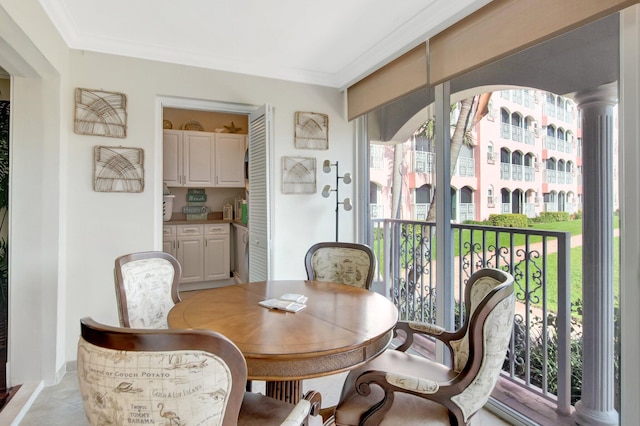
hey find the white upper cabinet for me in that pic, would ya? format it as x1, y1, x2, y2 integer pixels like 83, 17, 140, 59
162, 130, 183, 186
163, 130, 246, 187
183, 131, 216, 186
215, 133, 246, 187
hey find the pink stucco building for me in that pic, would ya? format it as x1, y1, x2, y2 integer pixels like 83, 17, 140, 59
369, 89, 618, 222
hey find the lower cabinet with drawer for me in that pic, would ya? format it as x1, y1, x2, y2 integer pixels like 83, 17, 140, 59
162, 223, 230, 284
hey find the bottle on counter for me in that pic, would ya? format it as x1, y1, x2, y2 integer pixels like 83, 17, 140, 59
241, 200, 248, 225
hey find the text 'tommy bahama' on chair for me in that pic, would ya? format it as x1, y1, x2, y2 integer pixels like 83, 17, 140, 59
77, 317, 323, 426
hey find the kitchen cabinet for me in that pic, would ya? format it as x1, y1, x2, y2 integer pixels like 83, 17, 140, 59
204, 224, 231, 280
162, 130, 182, 186
176, 224, 204, 283
162, 225, 177, 257
163, 223, 230, 284
163, 130, 245, 187
215, 133, 246, 187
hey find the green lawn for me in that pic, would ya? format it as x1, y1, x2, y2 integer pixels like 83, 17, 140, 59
376, 217, 621, 316
534, 236, 620, 317
506, 217, 620, 316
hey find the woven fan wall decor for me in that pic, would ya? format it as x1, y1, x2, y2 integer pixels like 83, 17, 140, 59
75, 88, 128, 138
94, 146, 144, 193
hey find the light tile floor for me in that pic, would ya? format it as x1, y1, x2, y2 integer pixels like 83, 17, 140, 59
18, 370, 513, 425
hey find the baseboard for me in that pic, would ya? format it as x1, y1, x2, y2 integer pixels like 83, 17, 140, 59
486, 397, 541, 426
0, 381, 43, 426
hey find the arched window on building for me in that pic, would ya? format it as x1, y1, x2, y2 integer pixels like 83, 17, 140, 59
511, 112, 523, 142
459, 186, 475, 222
501, 188, 511, 214
546, 124, 557, 150
500, 108, 510, 139
546, 158, 557, 183
511, 151, 524, 180
414, 184, 432, 220
500, 148, 511, 180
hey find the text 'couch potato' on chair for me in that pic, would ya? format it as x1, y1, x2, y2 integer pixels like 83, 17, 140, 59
304, 242, 376, 290
114, 251, 182, 329
77, 317, 323, 426
330, 268, 515, 426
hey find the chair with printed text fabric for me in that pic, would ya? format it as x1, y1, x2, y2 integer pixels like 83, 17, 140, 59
77, 317, 323, 426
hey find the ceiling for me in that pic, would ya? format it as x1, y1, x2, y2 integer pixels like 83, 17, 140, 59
38, 0, 492, 89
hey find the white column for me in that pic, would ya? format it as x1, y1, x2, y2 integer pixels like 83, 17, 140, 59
573, 83, 618, 426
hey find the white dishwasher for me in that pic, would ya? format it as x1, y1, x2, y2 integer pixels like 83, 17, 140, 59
233, 223, 249, 283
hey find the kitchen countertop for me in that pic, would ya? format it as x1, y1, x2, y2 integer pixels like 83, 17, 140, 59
163, 212, 243, 225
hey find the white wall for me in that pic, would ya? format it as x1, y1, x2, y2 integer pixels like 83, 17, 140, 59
65, 50, 354, 360
0, 0, 71, 387
0, 0, 355, 388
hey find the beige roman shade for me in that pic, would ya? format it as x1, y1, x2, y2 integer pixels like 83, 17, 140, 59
430, 0, 639, 86
347, 44, 427, 121
347, 0, 639, 120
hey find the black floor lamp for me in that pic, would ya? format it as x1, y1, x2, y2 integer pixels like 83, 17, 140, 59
321, 160, 352, 242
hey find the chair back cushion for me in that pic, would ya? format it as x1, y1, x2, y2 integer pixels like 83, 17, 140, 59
119, 257, 177, 328
307, 243, 374, 289
449, 273, 510, 372
78, 337, 234, 426
451, 289, 515, 422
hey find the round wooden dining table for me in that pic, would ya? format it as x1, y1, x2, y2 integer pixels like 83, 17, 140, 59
167, 280, 398, 403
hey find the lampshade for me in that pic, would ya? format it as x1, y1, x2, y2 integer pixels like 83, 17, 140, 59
321, 185, 332, 198
322, 160, 332, 173
343, 198, 352, 211
342, 172, 352, 184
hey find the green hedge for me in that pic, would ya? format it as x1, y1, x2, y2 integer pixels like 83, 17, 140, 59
488, 214, 529, 228
531, 211, 571, 223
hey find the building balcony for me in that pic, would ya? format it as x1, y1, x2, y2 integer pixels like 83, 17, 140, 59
412, 151, 434, 174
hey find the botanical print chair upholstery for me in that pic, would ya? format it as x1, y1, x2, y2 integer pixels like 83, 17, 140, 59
114, 251, 182, 329
305, 242, 376, 290
331, 268, 515, 426
77, 318, 323, 426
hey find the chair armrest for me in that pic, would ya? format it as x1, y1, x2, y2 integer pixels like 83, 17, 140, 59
279, 398, 311, 426
303, 390, 322, 417
393, 321, 457, 352
279, 390, 322, 426
353, 370, 442, 426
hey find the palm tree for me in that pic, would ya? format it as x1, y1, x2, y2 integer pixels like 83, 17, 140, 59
411, 93, 491, 222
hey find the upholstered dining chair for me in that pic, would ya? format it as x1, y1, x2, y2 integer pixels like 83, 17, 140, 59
329, 268, 515, 426
304, 242, 376, 290
77, 317, 323, 426
114, 251, 182, 329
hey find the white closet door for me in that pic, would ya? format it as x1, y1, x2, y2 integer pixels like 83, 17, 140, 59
248, 104, 272, 281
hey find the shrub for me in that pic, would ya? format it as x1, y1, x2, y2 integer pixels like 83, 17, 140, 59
510, 299, 620, 408
488, 213, 529, 228
462, 220, 487, 225
537, 211, 571, 223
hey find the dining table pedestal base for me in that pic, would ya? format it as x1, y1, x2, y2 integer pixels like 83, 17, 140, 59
266, 380, 302, 404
